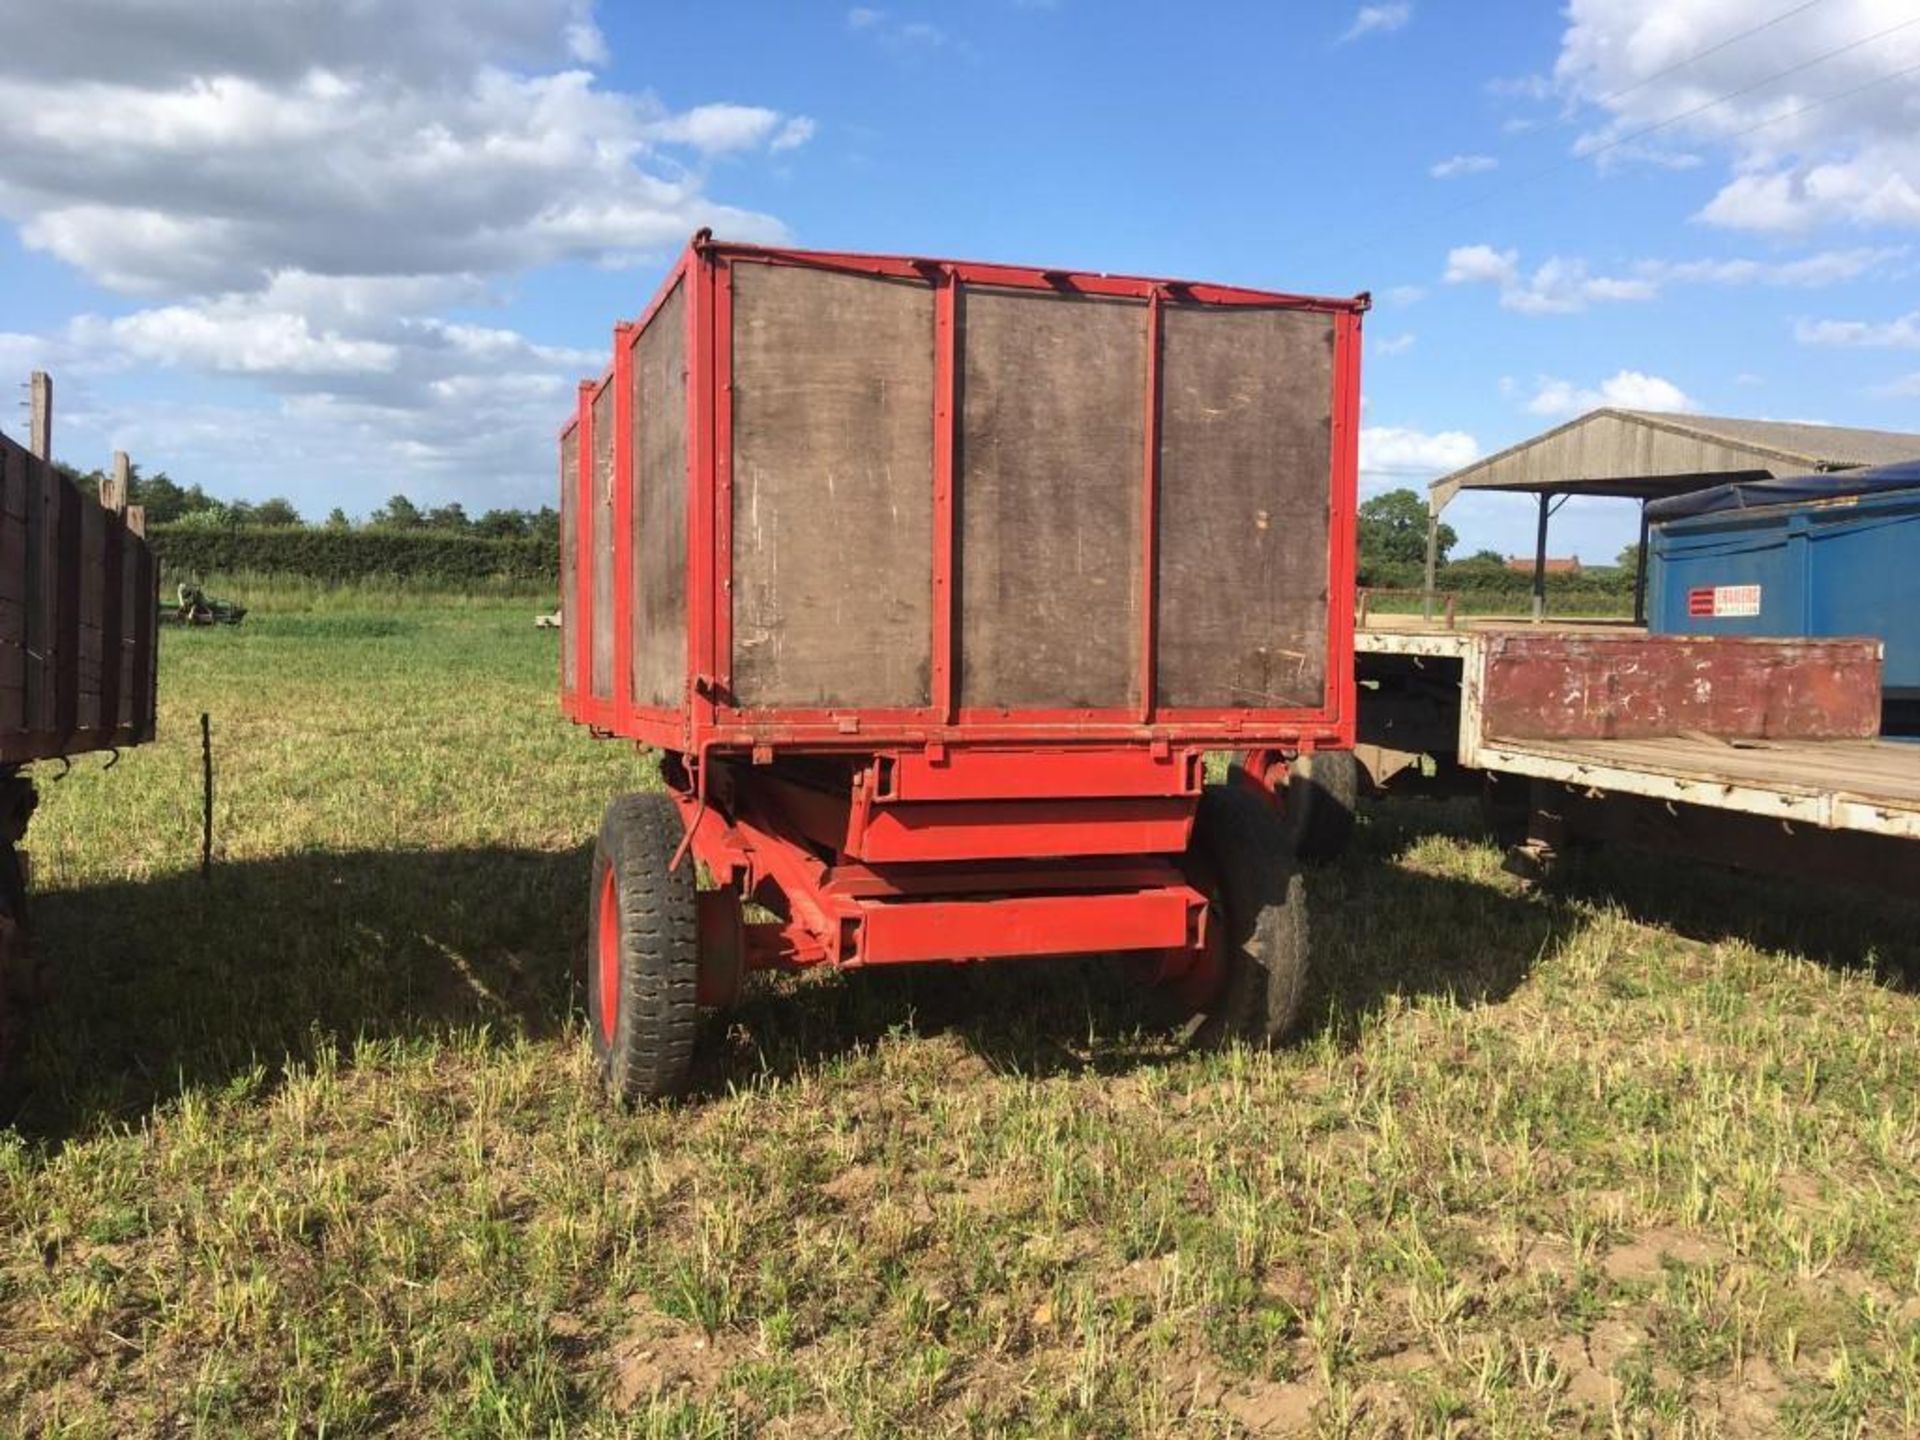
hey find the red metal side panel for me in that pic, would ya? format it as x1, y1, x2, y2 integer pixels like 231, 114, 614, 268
1477, 632, 1884, 742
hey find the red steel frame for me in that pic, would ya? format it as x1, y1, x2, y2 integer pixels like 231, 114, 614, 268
562, 234, 1366, 982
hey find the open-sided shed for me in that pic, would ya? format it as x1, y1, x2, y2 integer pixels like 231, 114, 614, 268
1425, 408, 1920, 620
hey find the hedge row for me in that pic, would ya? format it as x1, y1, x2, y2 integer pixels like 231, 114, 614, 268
149, 526, 560, 585
149, 522, 1631, 600
1360, 559, 1636, 598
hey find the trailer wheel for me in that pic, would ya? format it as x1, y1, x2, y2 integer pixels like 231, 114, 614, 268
1281, 751, 1360, 864
1229, 750, 1360, 864
1188, 784, 1311, 1047
587, 792, 701, 1103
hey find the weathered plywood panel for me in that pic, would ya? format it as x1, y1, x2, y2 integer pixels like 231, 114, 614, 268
0, 432, 158, 760
1478, 633, 1883, 742
633, 281, 687, 710
590, 381, 615, 700
1157, 305, 1334, 710
559, 427, 579, 693
77, 502, 104, 734
957, 289, 1145, 710
730, 262, 935, 708
0, 477, 21, 725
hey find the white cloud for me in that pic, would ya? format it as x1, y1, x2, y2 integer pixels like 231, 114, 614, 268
1374, 333, 1416, 356
73, 304, 400, 376
1341, 3, 1412, 42
1445, 242, 1900, 314
1443, 245, 1656, 314
0, 2, 811, 500
1876, 372, 1920, 396
848, 8, 949, 49
644, 102, 814, 156
1361, 425, 1479, 477
1382, 283, 1427, 307
1430, 154, 1498, 180
1554, 0, 1920, 232
1644, 246, 1905, 286
771, 116, 817, 152
1443, 244, 1517, 287
1525, 370, 1698, 418
0, 27, 810, 294
1795, 311, 1920, 349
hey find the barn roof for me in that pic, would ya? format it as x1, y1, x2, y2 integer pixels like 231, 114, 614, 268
1430, 408, 1920, 513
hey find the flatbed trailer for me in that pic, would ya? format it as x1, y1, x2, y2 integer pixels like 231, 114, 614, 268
1348, 617, 1919, 892
561, 233, 1366, 1101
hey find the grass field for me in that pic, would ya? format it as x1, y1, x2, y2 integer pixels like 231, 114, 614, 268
3, 596, 1919, 1437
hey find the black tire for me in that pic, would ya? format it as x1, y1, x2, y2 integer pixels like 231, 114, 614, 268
1281, 751, 1360, 864
587, 792, 701, 1103
1189, 784, 1311, 1047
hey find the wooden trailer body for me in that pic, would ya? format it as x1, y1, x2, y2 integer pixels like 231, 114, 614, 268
560, 235, 1364, 755
1, 433, 158, 766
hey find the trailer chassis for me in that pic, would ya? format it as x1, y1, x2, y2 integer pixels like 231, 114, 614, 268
585, 741, 1314, 1100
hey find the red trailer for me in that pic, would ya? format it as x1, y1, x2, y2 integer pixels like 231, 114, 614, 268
561, 234, 1365, 1100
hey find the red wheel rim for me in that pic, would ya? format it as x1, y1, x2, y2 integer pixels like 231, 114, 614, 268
596, 865, 620, 1045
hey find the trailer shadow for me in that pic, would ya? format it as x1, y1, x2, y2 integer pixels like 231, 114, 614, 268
1365, 797, 1920, 980
1542, 842, 1920, 980
11, 822, 1576, 1140
9, 844, 594, 1143
24, 798, 1894, 1143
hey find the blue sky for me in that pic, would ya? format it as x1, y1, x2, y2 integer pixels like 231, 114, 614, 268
2, 0, 1917, 561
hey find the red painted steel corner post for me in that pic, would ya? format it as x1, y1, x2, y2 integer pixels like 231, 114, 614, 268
574, 380, 595, 713
556, 423, 571, 702
712, 257, 736, 715
1139, 287, 1165, 725
685, 241, 719, 750
612, 323, 637, 718
931, 266, 959, 725
1325, 307, 1363, 748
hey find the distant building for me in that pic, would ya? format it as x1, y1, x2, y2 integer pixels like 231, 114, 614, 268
1506, 555, 1581, 575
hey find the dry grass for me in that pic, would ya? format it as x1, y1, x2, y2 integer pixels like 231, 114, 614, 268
2, 597, 1918, 1437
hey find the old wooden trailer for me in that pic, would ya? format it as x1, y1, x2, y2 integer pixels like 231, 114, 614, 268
1, 379, 160, 1074
561, 233, 1365, 1100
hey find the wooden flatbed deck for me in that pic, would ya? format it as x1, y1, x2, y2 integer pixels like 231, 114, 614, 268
1467, 734, 1920, 842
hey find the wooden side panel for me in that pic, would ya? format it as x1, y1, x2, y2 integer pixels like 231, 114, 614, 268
633, 281, 687, 710
1477, 633, 1884, 742
730, 262, 935, 708
0, 432, 158, 762
0, 444, 24, 735
957, 289, 1145, 709
559, 427, 579, 694
590, 382, 614, 700
76, 495, 104, 734
133, 540, 158, 742
1157, 305, 1334, 709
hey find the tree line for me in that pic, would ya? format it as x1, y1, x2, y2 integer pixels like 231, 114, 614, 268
54, 459, 559, 542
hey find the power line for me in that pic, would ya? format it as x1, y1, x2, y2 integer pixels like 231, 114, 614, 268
1592, 0, 1832, 107
1330, 10, 1920, 263
1713, 50, 1920, 147
1575, 9, 1920, 170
